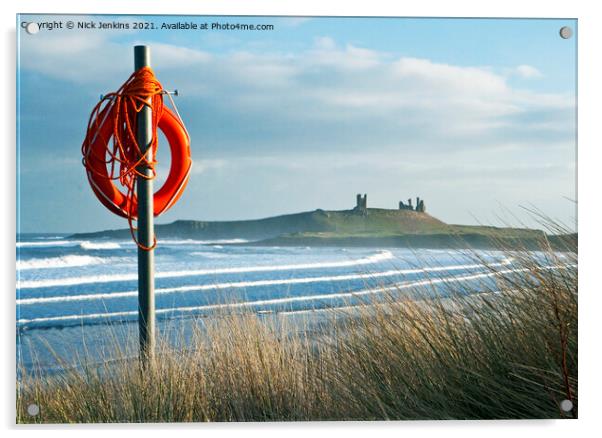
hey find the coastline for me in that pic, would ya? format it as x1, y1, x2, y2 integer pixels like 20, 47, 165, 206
67, 208, 575, 252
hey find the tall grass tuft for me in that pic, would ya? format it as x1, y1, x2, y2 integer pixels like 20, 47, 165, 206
17, 231, 577, 423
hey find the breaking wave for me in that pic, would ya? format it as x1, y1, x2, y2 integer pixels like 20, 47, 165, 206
16, 255, 109, 271
16, 240, 74, 248
16, 259, 515, 305
17, 250, 396, 289
152, 239, 249, 245
79, 241, 121, 250
16, 264, 527, 326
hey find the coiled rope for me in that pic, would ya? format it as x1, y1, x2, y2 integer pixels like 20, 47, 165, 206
81, 66, 164, 250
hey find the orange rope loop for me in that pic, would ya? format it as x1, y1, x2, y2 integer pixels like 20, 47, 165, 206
82, 66, 164, 250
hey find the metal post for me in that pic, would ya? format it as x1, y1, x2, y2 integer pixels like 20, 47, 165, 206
134, 45, 155, 364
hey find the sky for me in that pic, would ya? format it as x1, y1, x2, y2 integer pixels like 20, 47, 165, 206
17, 14, 577, 233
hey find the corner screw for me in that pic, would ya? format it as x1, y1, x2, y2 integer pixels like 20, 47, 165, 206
25, 22, 39, 35
559, 26, 573, 39
27, 403, 40, 416
560, 399, 573, 412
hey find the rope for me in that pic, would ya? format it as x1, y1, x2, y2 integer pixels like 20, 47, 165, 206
81, 66, 164, 250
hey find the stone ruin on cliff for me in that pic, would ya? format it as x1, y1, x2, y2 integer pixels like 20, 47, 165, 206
353, 194, 425, 213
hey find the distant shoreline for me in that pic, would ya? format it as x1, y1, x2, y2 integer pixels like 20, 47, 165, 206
69, 207, 576, 252
236, 233, 576, 252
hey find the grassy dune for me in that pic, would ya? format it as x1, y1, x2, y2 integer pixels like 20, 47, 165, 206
17, 234, 577, 423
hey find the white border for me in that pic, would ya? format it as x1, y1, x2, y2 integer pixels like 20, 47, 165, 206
3, 1, 600, 437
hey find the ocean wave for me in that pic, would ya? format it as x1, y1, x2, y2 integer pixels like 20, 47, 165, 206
16, 259, 517, 305
16, 240, 75, 248
150, 239, 249, 245
190, 251, 229, 259
16, 250, 395, 289
79, 241, 121, 250
16, 255, 108, 271
17, 264, 547, 327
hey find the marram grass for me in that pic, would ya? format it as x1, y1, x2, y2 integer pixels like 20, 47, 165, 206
17, 236, 577, 423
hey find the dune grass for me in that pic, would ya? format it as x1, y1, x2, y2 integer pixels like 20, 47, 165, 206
16, 233, 577, 423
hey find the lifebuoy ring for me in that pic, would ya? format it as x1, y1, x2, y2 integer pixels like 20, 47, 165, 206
86, 107, 192, 219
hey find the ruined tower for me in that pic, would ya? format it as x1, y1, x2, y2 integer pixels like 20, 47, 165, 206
355, 193, 367, 213
399, 196, 426, 212
415, 196, 426, 212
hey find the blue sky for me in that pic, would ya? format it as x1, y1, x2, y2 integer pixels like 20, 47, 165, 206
17, 14, 576, 233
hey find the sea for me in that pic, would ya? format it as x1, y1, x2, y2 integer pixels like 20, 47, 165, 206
16, 233, 534, 373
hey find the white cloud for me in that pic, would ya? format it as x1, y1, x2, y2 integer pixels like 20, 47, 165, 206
314, 36, 336, 50
149, 43, 213, 67
393, 57, 507, 94
19, 32, 574, 158
308, 40, 383, 70
515, 64, 543, 78
17, 25, 576, 231
189, 159, 229, 175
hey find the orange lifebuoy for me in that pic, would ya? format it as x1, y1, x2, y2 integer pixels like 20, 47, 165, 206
86, 106, 192, 219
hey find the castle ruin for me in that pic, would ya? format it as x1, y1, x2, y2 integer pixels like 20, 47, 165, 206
355, 193, 367, 213
399, 196, 425, 212
353, 193, 425, 213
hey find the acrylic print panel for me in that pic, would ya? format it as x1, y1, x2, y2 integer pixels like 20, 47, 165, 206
16, 14, 577, 423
